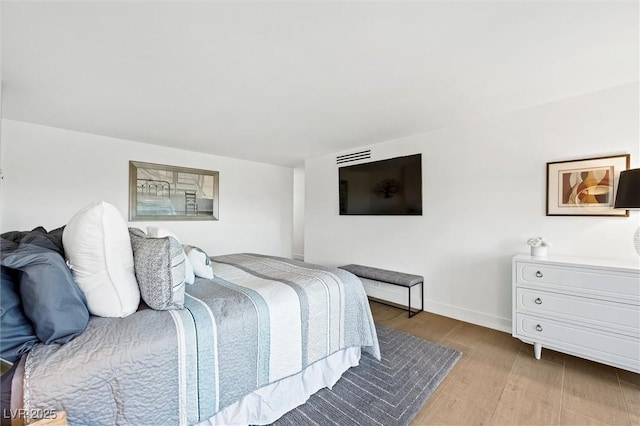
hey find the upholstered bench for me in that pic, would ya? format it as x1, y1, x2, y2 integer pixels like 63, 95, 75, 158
339, 264, 423, 318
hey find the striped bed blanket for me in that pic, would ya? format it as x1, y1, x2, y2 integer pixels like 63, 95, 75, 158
23, 254, 380, 425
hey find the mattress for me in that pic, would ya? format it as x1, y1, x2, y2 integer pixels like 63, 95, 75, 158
21, 254, 379, 425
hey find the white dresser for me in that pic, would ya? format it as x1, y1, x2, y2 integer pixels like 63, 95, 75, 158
512, 254, 640, 373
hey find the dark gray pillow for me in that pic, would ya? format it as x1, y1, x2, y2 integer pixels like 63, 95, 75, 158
0, 238, 89, 346
129, 228, 186, 310
1, 226, 65, 257
0, 266, 39, 362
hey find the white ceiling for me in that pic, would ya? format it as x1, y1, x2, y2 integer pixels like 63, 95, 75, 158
2, 1, 638, 167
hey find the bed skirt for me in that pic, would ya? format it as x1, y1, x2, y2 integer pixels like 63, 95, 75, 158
201, 347, 361, 425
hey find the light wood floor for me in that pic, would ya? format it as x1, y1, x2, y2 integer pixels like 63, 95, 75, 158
369, 301, 640, 426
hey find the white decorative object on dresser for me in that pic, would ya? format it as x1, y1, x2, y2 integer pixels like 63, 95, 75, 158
512, 254, 640, 373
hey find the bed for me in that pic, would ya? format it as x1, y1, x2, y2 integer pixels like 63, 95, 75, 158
14, 253, 380, 425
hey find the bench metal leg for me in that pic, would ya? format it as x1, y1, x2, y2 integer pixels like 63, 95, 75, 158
407, 282, 424, 318
365, 280, 424, 318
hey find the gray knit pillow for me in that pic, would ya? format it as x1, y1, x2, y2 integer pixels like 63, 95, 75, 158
129, 228, 186, 310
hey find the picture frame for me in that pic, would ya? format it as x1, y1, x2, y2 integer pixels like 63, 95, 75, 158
129, 161, 219, 221
546, 154, 630, 217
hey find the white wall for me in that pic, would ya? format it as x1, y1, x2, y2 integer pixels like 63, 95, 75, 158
0, 119, 294, 258
292, 167, 305, 260
305, 83, 640, 332
0, 1, 4, 190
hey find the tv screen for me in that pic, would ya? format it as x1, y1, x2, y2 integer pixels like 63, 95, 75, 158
339, 154, 422, 215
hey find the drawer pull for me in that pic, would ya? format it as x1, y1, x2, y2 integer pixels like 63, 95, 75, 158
534, 297, 542, 305
535, 271, 543, 278
535, 324, 543, 332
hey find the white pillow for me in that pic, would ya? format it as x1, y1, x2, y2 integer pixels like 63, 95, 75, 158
146, 226, 195, 285
63, 201, 140, 317
185, 246, 214, 279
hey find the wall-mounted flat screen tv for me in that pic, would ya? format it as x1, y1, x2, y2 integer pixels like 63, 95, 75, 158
339, 154, 422, 215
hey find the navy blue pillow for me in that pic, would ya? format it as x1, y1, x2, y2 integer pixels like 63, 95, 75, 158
0, 266, 39, 362
1, 238, 89, 346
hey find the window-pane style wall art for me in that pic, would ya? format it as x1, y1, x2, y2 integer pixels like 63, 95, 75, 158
129, 161, 219, 221
546, 154, 629, 217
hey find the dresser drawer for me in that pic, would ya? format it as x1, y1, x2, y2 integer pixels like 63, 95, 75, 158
516, 314, 640, 370
516, 289, 639, 336
516, 262, 640, 300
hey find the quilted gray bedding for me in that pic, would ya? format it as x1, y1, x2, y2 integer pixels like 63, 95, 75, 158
23, 254, 379, 425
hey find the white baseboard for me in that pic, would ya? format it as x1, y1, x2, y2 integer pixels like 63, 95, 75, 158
292, 253, 304, 261
361, 279, 511, 333
424, 300, 511, 334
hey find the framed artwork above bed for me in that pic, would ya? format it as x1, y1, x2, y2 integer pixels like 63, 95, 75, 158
129, 161, 219, 221
546, 154, 630, 217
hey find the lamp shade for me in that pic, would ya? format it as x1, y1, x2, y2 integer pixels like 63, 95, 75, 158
614, 169, 640, 209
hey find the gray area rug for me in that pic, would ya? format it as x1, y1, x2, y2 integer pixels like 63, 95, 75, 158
271, 325, 462, 426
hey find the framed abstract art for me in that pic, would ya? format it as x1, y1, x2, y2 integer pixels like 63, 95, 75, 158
546, 154, 630, 217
